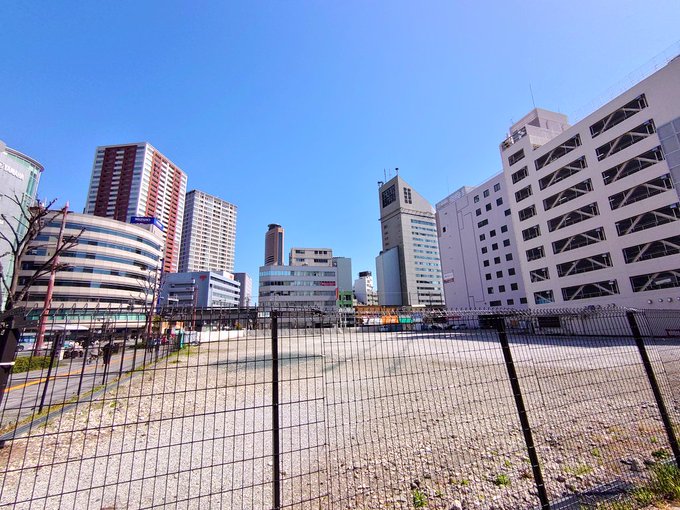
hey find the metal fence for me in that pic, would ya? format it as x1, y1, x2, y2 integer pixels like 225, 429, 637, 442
0, 305, 678, 509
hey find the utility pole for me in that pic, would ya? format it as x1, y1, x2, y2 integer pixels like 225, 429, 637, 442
35, 203, 69, 353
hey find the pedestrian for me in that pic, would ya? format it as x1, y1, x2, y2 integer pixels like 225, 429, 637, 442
102, 342, 112, 365
154, 337, 161, 356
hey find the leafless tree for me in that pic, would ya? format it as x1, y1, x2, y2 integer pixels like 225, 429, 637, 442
0, 195, 82, 312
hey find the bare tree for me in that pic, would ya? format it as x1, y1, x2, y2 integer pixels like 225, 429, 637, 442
0, 196, 82, 312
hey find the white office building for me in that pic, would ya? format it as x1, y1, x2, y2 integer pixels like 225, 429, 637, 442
499, 56, 680, 309
160, 271, 241, 308
436, 172, 527, 308
179, 190, 237, 273
353, 271, 378, 305
377, 176, 444, 306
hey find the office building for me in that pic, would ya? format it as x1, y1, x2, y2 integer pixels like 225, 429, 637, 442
84, 142, 187, 273
0, 141, 43, 310
377, 176, 444, 306
264, 224, 285, 265
259, 248, 338, 310
499, 56, 680, 309
19, 212, 163, 308
159, 271, 240, 308
436, 173, 527, 308
354, 271, 379, 305
332, 257, 353, 292
179, 190, 237, 273
289, 247, 332, 266
234, 272, 253, 307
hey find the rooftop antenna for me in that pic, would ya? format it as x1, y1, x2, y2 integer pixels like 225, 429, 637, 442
395, 167, 399, 175
529, 83, 536, 109
383, 168, 387, 181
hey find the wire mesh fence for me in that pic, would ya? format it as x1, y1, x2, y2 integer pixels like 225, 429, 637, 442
0, 305, 678, 509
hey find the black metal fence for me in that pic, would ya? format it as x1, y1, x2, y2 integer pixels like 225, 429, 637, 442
0, 305, 678, 509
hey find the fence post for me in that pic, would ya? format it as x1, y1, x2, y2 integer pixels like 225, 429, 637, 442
271, 310, 281, 510
38, 332, 62, 414
494, 316, 550, 509
0, 319, 19, 415
626, 311, 680, 468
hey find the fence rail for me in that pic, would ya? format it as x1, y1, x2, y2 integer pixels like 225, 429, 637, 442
0, 305, 678, 509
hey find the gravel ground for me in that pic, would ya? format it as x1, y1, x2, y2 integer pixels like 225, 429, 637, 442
0, 328, 678, 510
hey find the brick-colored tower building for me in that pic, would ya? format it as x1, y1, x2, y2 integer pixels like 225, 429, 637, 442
84, 142, 188, 273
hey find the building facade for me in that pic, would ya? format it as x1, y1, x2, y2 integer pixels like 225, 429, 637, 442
179, 190, 237, 273
84, 142, 187, 273
233, 272, 253, 307
436, 173, 527, 308
332, 256, 353, 292
264, 224, 284, 265
159, 271, 241, 308
353, 271, 378, 305
19, 212, 163, 309
500, 56, 680, 309
259, 248, 338, 310
0, 141, 43, 309
377, 176, 444, 306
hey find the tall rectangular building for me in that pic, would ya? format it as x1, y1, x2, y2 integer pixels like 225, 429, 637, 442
84, 142, 187, 273
179, 190, 237, 273
500, 56, 680, 309
436, 172, 527, 308
264, 224, 285, 265
378, 176, 444, 306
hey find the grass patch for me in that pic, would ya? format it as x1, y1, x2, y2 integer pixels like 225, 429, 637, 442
11, 356, 54, 374
564, 464, 593, 477
412, 488, 427, 507
595, 464, 680, 509
493, 474, 510, 487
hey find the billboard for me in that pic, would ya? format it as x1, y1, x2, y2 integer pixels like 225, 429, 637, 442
130, 216, 164, 231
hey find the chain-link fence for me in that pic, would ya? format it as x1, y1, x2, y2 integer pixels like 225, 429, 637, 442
0, 306, 678, 509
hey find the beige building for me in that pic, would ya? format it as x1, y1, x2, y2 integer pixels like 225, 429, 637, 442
264, 224, 284, 265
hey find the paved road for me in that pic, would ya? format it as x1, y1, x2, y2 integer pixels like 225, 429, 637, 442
0, 344, 171, 427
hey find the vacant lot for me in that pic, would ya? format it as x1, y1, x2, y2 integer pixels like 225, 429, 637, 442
0, 328, 677, 509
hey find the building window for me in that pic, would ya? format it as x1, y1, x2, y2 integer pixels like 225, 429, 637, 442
474, 195, 479, 203
483, 189, 490, 198
552, 227, 606, 254
562, 279, 619, 300
403, 187, 413, 204
547, 203, 599, 232
479, 234, 486, 241
499, 285, 506, 292
381, 185, 396, 208
485, 273, 492, 280
481, 247, 488, 254
539, 156, 588, 191
556, 252, 613, 277
615, 203, 680, 236
442, 226, 447, 233
520, 297, 528, 304
511, 283, 518, 291
608, 174, 673, 210
515, 185, 533, 203
530, 267, 550, 282
490, 230, 496, 237
496, 270, 503, 278
534, 290, 555, 304
512, 166, 529, 184
543, 179, 593, 211
490, 300, 502, 307
505, 253, 513, 261
595, 120, 656, 161
483, 260, 490, 267
622, 235, 680, 264
630, 269, 680, 293
522, 225, 541, 241
496, 198, 503, 206
478, 219, 488, 228
476, 208, 482, 216
503, 239, 511, 247
590, 94, 647, 138
508, 149, 525, 166
494, 257, 501, 264
487, 287, 494, 294
505, 209, 511, 216
602, 146, 664, 185
535, 134, 582, 170
492, 243, 498, 250
508, 268, 516, 276
494, 183, 501, 192
526, 246, 545, 261
501, 225, 508, 233
486, 203, 492, 211
507, 299, 514, 305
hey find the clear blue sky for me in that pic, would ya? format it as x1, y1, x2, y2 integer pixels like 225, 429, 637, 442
3, 1, 680, 298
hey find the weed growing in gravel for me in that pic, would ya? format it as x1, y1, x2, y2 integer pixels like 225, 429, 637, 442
591, 447, 601, 458
503, 459, 512, 468
593, 464, 680, 509
651, 448, 670, 460
411, 488, 427, 507
493, 474, 510, 487
564, 464, 593, 477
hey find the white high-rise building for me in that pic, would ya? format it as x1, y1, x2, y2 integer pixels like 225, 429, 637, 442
498, 56, 680, 309
377, 176, 444, 306
354, 271, 378, 305
179, 190, 237, 273
436, 172, 527, 308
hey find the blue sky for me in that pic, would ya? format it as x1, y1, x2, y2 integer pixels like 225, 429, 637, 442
3, 1, 680, 296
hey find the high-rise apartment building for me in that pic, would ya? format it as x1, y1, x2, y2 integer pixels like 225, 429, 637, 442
264, 224, 284, 265
234, 272, 253, 307
354, 271, 378, 305
179, 190, 237, 273
377, 176, 444, 306
84, 142, 187, 273
499, 56, 680, 309
436, 172, 527, 308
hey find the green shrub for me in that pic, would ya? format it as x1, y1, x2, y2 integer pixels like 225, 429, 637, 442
12, 356, 53, 374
